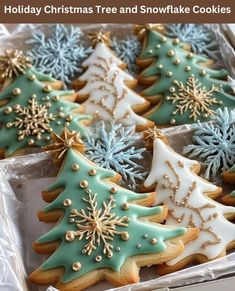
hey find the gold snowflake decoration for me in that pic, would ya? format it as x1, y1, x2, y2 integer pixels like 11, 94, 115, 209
43, 128, 84, 166
0, 49, 31, 80
66, 192, 129, 258
7, 95, 55, 142
88, 31, 111, 46
166, 76, 221, 121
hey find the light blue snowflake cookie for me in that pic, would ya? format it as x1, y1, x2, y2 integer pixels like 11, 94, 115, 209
84, 121, 147, 189
183, 108, 235, 180
165, 24, 220, 61
111, 35, 141, 74
26, 24, 93, 86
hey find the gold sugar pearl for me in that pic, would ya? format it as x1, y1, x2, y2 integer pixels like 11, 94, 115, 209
71, 164, 80, 171
160, 36, 167, 42
172, 38, 180, 45
169, 87, 175, 93
43, 85, 52, 92
157, 64, 163, 69
156, 44, 161, 49
65, 231, 75, 242
52, 95, 59, 102
63, 199, 72, 206
124, 216, 130, 223
58, 112, 65, 118
4, 107, 12, 115
28, 74, 36, 81
167, 50, 175, 57
122, 202, 129, 210
72, 262, 81, 271
150, 238, 158, 245
184, 66, 191, 72
66, 115, 73, 122
45, 102, 51, 108
28, 139, 35, 146
44, 136, 51, 142
13, 104, 21, 110
18, 135, 24, 141
89, 169, 97, 176
95, 255, 102, 262
80, 180, 88, 188
166, 71, 173, 77
121, 232, 129, 241
110, 187, 117, 194
12, 88, 21, 96
200, 70, 207, 76
173, 58, 181, 65
170, 119, 176, 124
187, 53, 193, 59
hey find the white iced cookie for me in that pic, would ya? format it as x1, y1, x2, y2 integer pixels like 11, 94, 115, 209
145, 138, 235, 274
76, 37, 154, 131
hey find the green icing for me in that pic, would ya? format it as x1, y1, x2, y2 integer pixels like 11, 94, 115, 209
0, 68, 91, 156
139, 30, 235, 125
37, 149, 186, 283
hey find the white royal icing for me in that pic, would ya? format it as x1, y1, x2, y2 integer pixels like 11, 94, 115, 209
145, 138, 235, 266
78, 42, 148, 126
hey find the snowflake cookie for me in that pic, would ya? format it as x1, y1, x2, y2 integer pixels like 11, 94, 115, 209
138, 30, 235, 125
111, 35, 141, 74
26, 24, 93, 86
84, 121, 147, 189
183, 108, 235, 180
30, 131, 196, 290
145, 135, 235, 273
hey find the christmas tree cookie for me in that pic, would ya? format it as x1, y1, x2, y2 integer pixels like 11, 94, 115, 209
144, 131, 235, 273
29, 129, 197, 290
0, 50, 91, 157
75, 31, 154, 131
138, 30, 235, 126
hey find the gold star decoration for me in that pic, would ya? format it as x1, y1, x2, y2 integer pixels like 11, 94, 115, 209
134, 24, 165, 41
43, 128, 85, 166
167, 76, 221, 122
143, 126, 168, 148
88, 31, 111, 46
0, 49, 32, 81
66, 191, 129, 258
